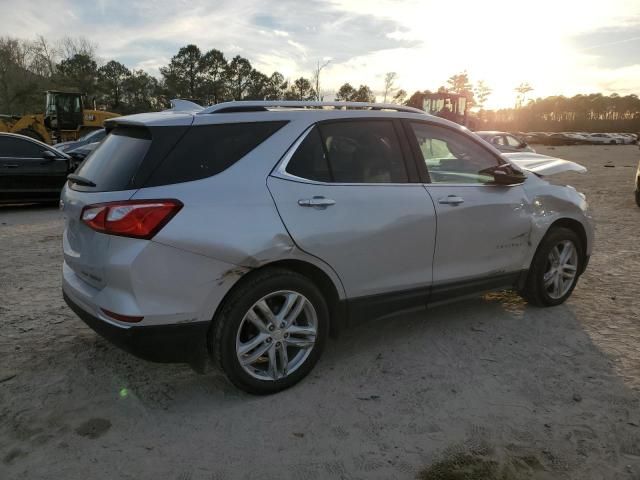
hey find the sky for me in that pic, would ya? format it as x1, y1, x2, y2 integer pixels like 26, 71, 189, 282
1, 0, 639, 108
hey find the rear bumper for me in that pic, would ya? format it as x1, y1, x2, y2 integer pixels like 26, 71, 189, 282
64, 291, 210, 370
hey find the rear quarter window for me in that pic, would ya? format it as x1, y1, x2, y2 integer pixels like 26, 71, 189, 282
146, 121, 287, 186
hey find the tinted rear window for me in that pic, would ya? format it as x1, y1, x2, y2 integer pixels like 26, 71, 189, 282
146, 121, 287, 186
73, 127, 151, 191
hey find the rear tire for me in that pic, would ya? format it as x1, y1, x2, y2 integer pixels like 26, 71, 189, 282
211, 268, 329, 395
521, 227, 582, 307
635, 188, 640, 208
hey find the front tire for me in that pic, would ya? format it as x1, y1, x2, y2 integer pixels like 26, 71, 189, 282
521, 227, 582, 307
635, 188, 640, 208
212, 268, 329, 394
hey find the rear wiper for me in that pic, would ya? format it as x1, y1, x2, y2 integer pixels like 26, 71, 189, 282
67, 173, 96, 187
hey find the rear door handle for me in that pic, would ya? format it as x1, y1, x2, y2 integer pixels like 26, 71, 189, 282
438, 195, 465, 205
2, 164, 19, 168
298, 196, 336, 208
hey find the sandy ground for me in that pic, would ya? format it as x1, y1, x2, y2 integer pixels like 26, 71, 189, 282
1, 145, 639, 479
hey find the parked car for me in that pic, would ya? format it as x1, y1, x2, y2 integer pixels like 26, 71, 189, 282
524, 132, 549, 144
611, 133, 636, 145
561, 133, 591, 144
542, 133, 584, 146
54, 128, 106, 153
0, 132, 71, 204
61, 101, 594, 394
67, 141, 100, 170
585, 133, 619, 144
475, 131, 535, 153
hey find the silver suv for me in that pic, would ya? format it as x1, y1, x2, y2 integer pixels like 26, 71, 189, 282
61, 101, 594, 394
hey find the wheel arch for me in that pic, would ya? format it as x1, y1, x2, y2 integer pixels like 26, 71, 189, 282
208, 258, 346, 347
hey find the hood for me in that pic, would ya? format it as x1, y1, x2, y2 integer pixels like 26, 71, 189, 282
503, 152, 587, 175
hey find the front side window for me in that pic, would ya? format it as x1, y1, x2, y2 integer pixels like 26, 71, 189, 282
286, 120, 408, 184
410, 122, 501, 184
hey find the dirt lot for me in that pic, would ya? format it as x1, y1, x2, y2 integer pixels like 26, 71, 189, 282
1, 145, 639, 479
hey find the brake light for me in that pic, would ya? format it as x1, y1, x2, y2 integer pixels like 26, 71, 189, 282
81, 199, 182, 239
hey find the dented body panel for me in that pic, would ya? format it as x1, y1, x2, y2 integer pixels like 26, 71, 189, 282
504, 152, 587, 176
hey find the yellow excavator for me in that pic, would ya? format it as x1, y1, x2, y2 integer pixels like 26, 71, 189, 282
0, 90, 119, 145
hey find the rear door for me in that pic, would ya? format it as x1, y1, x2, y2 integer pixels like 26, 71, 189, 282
405, 121, 531, 294
268, 119, 437, 306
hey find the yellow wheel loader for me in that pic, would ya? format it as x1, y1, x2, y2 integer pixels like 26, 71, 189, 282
0, 90, 119, 144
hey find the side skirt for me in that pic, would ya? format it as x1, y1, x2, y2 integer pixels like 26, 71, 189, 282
345, 271, 526, 323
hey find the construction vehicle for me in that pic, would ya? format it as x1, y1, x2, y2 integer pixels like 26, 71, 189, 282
408, 91, 476, 129
0, 90, 119, 145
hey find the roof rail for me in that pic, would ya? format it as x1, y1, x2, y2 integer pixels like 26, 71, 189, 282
197, 100, 425, 115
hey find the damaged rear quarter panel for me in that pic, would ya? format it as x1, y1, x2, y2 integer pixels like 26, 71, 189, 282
130, 119, 346, 319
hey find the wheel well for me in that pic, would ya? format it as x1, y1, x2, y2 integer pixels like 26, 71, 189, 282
548, 218, 588, 268
210, 259, 344, 340
261, 260, 344, 337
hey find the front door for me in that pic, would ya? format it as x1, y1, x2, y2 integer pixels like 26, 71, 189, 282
405, 121, 531, 293
0, 136, 68, 202
268, 120, 437, 303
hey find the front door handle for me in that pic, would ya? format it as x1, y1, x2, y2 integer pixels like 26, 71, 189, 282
438, 195, 465, 205
298, 196, 336, 208
2, 164, 19, 168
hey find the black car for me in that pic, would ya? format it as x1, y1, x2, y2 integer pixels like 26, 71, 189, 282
0, 132, 71, 204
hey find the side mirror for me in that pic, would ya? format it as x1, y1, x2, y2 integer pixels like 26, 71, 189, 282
41, 150, 58, 161
492, 164, 526, 185
481, 164, 526, 185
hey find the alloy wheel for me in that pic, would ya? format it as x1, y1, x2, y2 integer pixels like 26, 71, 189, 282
235, 290, 317, 381
543, 240, 578, 299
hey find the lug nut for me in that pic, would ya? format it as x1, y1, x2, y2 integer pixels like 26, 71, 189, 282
280, 322, 286, 328
266, 337, 272, 343
284, 332, 289, 338
276, 342, 281, 347
268, 325, 275, 331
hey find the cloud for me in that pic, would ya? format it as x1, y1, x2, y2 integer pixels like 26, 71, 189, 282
571, 24, 640, 69
1, 0, 639, 107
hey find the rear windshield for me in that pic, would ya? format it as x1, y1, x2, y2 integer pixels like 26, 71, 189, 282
145, 121, 287, 187
73, 127, 151, 191
71, 121, 287, 192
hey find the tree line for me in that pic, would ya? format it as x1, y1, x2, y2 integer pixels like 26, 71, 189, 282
1, 36, 638, 132
480, 93, 640, 132
0, 36, 404, 115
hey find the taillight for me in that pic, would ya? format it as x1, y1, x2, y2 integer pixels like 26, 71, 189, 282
81, 199, 182, 239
